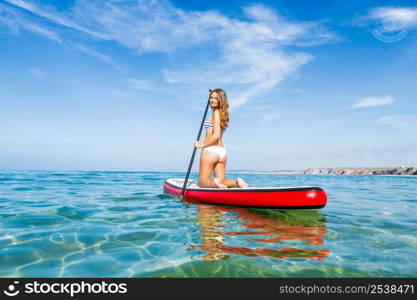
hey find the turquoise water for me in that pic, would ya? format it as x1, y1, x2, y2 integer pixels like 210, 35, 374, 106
0, 170, 416, 278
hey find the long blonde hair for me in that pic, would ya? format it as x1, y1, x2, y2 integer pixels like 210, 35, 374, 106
211, 88, 229, 130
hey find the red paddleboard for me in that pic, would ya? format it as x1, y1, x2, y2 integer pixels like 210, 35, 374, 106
163, 178, 327, 209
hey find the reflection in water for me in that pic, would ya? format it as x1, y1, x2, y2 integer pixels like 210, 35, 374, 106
185, 199, 329, 261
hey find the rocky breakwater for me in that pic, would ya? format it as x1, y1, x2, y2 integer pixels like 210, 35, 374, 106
303, 167, 417, 176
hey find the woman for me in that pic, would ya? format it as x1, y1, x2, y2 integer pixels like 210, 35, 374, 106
194, 89, 248, 188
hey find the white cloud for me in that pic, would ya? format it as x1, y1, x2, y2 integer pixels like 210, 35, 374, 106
368, 7, 417, 31
1, 1, 339, 107
127, 79, 156, 91
353, 6, 417, 31
0, 2, 125, 71
27, 68, 46, 79
0, 3, 63, 42
161, 4, 337, 107
262, 111, 286, 121
376, 114, 417, 130
247, 105, 273, 111
4, 0, 108, 39
74, 44, 124, 72
111, 90, 124, 96
20, 20, 62, 42
351, 96, 395, 108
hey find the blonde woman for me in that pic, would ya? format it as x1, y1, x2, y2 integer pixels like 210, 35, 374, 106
194, 89, 248, 188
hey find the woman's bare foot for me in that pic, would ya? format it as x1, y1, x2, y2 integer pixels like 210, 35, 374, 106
213, 178, 227, 188
236, 178, 248, 188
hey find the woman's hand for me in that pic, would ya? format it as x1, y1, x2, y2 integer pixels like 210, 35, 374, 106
194, 141, 204, 148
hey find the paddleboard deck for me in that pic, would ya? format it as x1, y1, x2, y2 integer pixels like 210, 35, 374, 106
163, 178, 327, 209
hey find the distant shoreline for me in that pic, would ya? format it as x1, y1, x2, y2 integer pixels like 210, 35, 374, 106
229, 167, 417, 176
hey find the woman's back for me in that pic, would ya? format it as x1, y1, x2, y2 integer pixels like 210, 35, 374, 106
204, 115, 224, 147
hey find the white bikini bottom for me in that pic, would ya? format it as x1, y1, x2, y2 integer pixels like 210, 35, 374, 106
203, 146, 227, 159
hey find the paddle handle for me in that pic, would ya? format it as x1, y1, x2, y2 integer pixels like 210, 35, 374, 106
181, 90, 212, 199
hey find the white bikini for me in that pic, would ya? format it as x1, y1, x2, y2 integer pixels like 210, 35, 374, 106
203, 118, 227, 159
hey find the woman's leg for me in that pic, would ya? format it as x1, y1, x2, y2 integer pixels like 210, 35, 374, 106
213, 154, 226, 181
221, 178, 248, 188
213, 156, 227, 188
199, 150, 226, 188
213, 155, 249, 188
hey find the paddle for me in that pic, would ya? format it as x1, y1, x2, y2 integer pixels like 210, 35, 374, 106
180, 89, 212, 200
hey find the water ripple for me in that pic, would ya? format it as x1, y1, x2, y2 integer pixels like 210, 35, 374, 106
0, 170, 416, 277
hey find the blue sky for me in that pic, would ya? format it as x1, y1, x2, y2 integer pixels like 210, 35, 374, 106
0, 0, 416, 171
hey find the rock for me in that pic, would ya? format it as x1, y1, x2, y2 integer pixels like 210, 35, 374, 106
302, 167, 417, 176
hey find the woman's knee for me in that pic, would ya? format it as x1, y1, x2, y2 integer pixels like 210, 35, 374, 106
198, 178, 213, 188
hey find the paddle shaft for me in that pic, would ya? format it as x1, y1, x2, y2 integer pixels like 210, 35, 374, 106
181, 91, 212, 199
